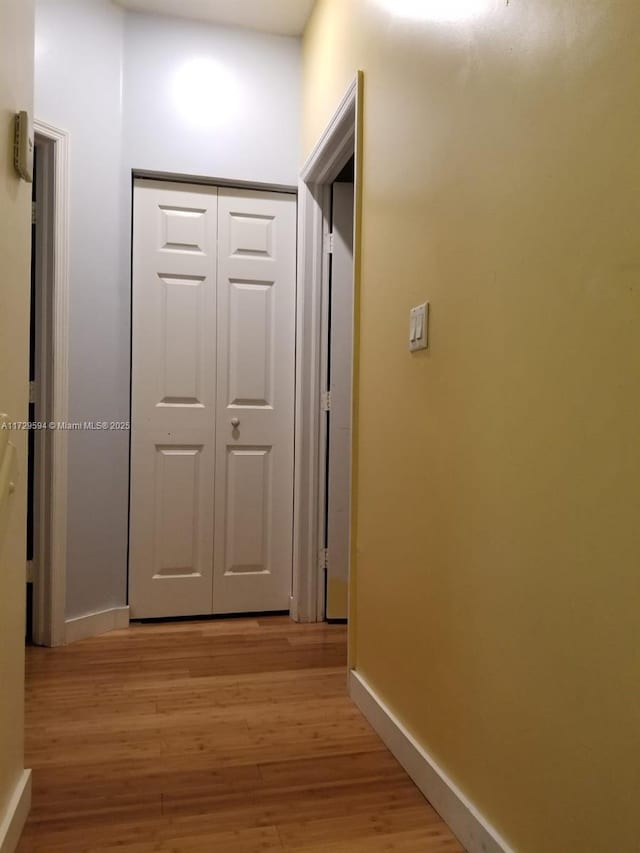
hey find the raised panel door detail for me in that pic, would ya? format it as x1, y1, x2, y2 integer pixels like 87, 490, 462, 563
229, 213, 275, 258
228, 280, 274, 408
213, 188, 296, 614
224, 448, 271, 575
130, 180, 217, 619
160, 205, 207, 253
132, 182, 295, 619
153, 446, 202, 578
157, 274, 206, 407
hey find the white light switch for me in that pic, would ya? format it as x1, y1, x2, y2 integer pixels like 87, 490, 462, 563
409, 302, 428, 352
410, 314, 417, 343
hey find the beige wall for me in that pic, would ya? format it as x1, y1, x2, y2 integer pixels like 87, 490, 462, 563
0, 0, 34, 829
303, 2, 640, 851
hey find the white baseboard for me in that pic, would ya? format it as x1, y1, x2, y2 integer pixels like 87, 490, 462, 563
0, 770, 32, 853
350, 670, 515, 853
65, 605, 130, 644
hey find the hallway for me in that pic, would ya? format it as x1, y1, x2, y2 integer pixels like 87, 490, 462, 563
17, 618, 463, 852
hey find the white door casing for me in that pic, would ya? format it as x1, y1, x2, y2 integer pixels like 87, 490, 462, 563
130, 181, 297, 618
293, 73, 361, 625
326, 182, 354, 620
129, 181, 218, 618
213, 188, 297, 613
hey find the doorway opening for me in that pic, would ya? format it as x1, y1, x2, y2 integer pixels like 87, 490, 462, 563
27, 135, 51, 645
28, 121, 70, 647
293, 73, 362, 632
323, 159, 355, 622
26, 144, 38, 642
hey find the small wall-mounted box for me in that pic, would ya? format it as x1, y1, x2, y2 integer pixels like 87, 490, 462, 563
409, 302, 429, 352
14, 111, 34, 183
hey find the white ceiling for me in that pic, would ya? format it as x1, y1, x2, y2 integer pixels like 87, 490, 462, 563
113, 0, 316, 36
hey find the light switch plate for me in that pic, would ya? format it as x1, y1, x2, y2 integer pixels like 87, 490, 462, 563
409, 302, 429, 352
13, 111, 33, 183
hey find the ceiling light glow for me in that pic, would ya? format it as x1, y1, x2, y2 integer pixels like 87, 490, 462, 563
376, 0, 492, 24
171, 57, 241, 130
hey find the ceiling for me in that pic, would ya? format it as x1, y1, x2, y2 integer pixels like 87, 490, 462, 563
113, 0, 316, 36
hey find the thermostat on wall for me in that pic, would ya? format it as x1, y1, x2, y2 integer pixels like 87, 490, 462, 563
14, 111, 34, 183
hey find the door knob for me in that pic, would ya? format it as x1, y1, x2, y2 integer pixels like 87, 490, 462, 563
231, 417, 240, 428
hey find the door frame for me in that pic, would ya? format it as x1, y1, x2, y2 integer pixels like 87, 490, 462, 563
31, 119, 70, 647
292, 73, 363, 623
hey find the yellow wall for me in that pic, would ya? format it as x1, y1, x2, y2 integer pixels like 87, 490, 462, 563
303, 2, 640, 851
0, 0, 34, 831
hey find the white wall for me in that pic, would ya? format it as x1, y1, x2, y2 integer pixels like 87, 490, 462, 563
35, 0, 129, 620
123, 12, 301, 186
34, 0, 301, 624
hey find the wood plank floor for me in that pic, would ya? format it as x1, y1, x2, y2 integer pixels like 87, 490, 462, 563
17, 616, 464, 853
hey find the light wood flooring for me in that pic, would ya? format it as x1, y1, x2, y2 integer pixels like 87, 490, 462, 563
17, 616, 464, 852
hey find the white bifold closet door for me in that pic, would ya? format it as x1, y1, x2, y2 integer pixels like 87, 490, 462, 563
129, 179, 296, 619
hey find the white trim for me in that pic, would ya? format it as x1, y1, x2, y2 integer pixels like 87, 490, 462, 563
0, 770, 32, 853
65, 606, 130, 645
292, 72, 362, 623
300, 76, 359, 182
292, 181, 325, 622
134, 169, 297, 195
350, 671, 516, 853
32, 120, 70, 648
316, 184, 333, 617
